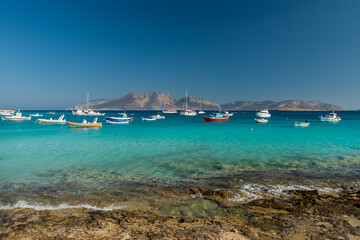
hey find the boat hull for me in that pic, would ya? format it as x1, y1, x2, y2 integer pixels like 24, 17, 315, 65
254, 118, 268, 123
202, 116, 229, 122
67, 122, 102, 127
105, 116, 134, 121
294, 122, 310, 127
37, 119, 66, 124
181, 112, 197, 116
320, 117, 341, 122
106, 120, 129, 125
150, 115, 165, 119
256, 113, 271, 118
162, 110, 177, 114
142, 117, 156, 121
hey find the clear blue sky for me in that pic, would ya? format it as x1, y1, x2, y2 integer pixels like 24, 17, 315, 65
1, 0, 360, 109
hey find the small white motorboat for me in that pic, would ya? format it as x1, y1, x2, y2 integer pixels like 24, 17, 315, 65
320, 112, 341, 123
180, 110, 197, 116
1, 111, 31, 121
222, 111, 233, 117
254, 118, 268, 123
295, 121, 310, 127
72, 109, 85, 116
84, 110, 105, 116
256, 109, 271, 118
37, 114, 66, 124
142, 117, 157, 121
30, 113, 43, 117
149, 114, 165, 119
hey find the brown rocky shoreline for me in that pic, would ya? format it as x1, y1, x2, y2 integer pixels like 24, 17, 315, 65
1, 185, 360, 240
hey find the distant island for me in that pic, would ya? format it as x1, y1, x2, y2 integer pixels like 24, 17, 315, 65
69, 91, 348, 111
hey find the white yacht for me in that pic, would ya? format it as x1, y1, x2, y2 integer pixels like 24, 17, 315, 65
320, 112, 341, 122
256, 109, 271, 118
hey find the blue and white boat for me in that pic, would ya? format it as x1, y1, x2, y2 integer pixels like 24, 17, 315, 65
106, 119, 129, 125
106, 114, 134, 122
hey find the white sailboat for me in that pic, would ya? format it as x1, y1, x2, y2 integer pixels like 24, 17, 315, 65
198, 98, 205, 114
180, 90, 197, 116
162, 92, 177, 113
83, 92, 105, 116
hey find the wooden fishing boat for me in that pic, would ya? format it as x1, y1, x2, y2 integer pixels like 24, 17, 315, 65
67, 118, 102, 127
1, 111, 31, 121
203, 112, 229, 122
320, 112, 341, 122
294, 121, 310, 127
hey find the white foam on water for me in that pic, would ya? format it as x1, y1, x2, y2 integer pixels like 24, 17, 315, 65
0, 200, 125, 211
229, 183, 341, 203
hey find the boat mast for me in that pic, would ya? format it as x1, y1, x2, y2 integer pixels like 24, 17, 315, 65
185, 90, 188, 111
167, 92, 170, 110
86, 92, 89, 111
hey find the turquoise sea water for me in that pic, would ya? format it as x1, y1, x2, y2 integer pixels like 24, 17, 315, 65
1, 110, 360, 209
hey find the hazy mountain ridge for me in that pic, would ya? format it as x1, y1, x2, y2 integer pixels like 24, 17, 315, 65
70, 92, 347, 110
221, 99, 348, 110
71, 92, 219, 110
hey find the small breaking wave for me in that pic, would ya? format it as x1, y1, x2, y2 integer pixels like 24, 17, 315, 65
229, 183, 341, 203
0, 200, 124, 211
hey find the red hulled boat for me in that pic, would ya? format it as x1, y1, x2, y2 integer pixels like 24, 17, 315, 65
202, 112, 229, 122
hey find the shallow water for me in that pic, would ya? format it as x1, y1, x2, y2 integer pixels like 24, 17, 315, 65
1, 110, 360, 210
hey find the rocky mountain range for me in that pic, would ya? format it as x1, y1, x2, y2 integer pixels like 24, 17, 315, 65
221, 99, 348, 111
70, 92, 347, 111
